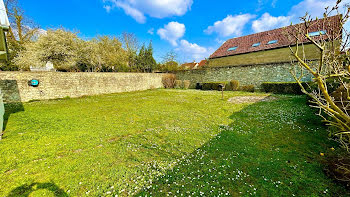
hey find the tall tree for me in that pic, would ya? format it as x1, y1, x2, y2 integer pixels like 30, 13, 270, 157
95, 35, 128, 72
14, 29, 80, 71
144, 41, 157, 72
121, 32, 139, 71
136, 42, 157, 73
1, 0, 40, 70
136, 44, 146, 72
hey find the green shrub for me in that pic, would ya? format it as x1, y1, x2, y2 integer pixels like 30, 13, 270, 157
174, 80, 183, 89
240, 85, 255, 92
230, 80, 240, 91
261, 82, 305, 94
162, 74, 176, 89
202, 81, 229, 91
183, 80, 191, 89
202, 82, 212, 90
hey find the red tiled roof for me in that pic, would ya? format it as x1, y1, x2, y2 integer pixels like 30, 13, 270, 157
180, 62, 197, 70
198, 60, 207, 68
210, 15, 342, 59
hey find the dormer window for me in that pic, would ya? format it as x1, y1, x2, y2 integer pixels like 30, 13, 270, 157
252, 43, 260, 47
227, 46, 238, 51
267, 40, 278, 44
308, 30, 326, 37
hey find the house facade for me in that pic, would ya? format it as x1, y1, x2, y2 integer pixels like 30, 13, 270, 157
209, 15, 341, 67
176, 15, 342, 88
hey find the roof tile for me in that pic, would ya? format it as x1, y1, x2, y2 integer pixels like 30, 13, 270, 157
210, 15, 342, 59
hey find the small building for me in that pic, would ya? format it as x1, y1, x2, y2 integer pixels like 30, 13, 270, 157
197, 60, 207, 69
180, 60, 208, 70
30, 61, 56, 72
179, 62, 199, 70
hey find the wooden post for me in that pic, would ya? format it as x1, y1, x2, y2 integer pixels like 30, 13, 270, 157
219, 83, 225, 100
222, 88, 224, 99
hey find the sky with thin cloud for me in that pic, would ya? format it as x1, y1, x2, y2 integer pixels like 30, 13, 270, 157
20, 0, 350, 63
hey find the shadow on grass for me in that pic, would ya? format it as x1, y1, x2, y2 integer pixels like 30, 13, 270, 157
136, 96, 349, 196
0, 80, 24, 136
7, 182, 68, 197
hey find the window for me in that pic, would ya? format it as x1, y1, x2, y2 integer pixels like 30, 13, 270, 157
308, 30, 326, 37
227, 46, 238, 51
267, 40, 278, 44
252, 43, 260, 47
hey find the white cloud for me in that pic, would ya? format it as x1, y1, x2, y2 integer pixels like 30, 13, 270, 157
215, 38, 225, 44
252, 13, 291, 33
37, 28, 47, 36
251, 0, 350, 33
11, 25, 47, 40
114, 1, 146, 23
176, 40, 214, 62
147, 28, 154, 35
103, 0, 193, 23
288, 0, 342, 19
157, 22, 185, 46
204, 14, 255, 37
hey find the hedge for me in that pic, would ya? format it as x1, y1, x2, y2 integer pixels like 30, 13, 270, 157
230, 80, 240, 91
202, 81, 231, 91
239, 85, 255, 92
261, 82, 306, 95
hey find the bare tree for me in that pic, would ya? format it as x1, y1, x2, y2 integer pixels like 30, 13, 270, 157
162, 50, 178, 63
121, 32, 139, 71
5, 0, 39, 42
1, 0, 40, 70
289, 1, 350, 150
159, 50, 179, 72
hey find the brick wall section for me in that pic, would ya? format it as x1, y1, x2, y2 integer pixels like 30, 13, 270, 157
0, 72, 169, 103
175, 63, 313, 89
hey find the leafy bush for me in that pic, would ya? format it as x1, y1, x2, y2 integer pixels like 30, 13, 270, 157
183, 80, 191, 89
230, 80, 240, 91
261, 82, 306, 95
15, 29, 81, 71
158, 61, 179, 72
174, 80, 183, 89
162, 74, 176, 89
239, 85, 255, 92
202, 82, 229, 91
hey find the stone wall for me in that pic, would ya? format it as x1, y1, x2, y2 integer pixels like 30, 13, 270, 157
0, 72, 168, 103
175, 62, 313, 89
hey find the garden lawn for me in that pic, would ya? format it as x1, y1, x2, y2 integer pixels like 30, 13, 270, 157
0, 89, 348, 196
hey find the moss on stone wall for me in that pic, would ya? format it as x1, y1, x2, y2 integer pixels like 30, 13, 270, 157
175, 63, 313, 89
0, 72, 168, 102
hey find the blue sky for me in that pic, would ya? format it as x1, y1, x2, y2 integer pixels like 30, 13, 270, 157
19, 0, 349, 63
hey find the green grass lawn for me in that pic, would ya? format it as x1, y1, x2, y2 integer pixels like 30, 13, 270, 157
0, 89, 348, 196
